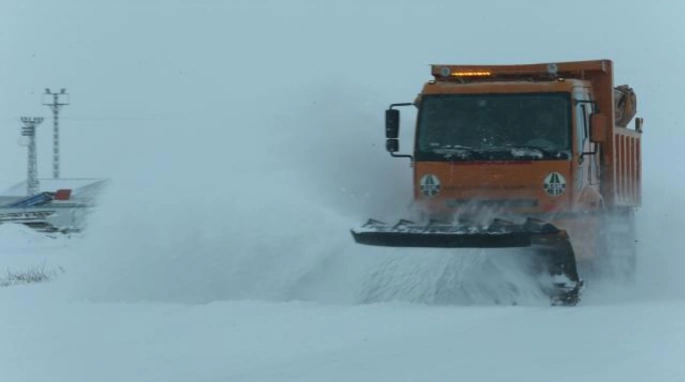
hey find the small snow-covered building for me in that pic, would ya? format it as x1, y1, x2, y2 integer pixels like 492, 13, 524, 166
0, 178, 108, 201
0, 178, 109, 232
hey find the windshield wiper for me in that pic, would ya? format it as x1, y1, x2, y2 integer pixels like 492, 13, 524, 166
430, 145, 480, 159
505, 145, 567, 158
430, 145, 477, 153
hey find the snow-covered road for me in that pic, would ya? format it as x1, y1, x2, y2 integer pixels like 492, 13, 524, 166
3, 285, 684, 381
1, 222, 684, 382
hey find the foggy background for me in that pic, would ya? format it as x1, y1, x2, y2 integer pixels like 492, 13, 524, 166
0, 0, 683, 303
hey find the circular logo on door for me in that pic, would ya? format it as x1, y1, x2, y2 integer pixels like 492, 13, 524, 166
420, 174, 441, 198
543, 172, 566, 196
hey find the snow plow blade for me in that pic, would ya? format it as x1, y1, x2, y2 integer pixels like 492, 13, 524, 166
351, 217, 583, 306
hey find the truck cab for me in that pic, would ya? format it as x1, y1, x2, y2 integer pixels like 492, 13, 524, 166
411, 77, 601, 219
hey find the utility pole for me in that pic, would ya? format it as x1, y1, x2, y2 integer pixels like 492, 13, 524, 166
20, 117, 44, 196
43, 88, 69, 179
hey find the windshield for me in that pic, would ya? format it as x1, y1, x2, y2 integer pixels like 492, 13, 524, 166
416, 92, 572, 161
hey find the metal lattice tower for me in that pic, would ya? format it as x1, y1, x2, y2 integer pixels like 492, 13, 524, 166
43, 88, 69, 179
20, 117, 44, 196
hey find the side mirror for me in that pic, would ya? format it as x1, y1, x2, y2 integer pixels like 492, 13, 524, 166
383, 103, 414, 161
635, 117, 644, 132
386, 138, 399, 153
590, 113, 608, 143
385, 109, 400, 139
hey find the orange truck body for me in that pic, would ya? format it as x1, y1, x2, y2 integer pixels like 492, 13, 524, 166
408, 59, 642, 263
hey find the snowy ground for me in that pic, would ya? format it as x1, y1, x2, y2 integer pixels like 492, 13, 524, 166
1, 197, 685, 382
4, 292, 684, 382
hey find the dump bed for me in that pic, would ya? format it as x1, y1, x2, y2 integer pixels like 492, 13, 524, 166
613, 126, 641, 207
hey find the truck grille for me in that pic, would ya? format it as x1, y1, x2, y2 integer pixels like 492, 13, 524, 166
445, 199, 538, 208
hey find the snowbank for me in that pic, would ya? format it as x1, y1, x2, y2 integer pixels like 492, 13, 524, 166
2, 295, 684, 381
0, 223, 53, 248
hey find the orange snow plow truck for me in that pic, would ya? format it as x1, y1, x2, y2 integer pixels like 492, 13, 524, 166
351, 60, 642, 306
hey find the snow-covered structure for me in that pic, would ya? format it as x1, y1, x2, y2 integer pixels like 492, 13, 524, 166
1, 177, 107, 198
0, 178, 109, 232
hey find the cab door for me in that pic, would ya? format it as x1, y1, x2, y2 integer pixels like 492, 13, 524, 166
573, 90, 601, 204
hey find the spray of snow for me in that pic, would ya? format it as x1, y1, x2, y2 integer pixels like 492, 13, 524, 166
55, 71, 684, 307
57, 83, 552, 306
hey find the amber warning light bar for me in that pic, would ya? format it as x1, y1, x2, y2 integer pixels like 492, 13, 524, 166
433, 65, 558, 79
433, 65, 494, 78
451, 71, 492, 77
432, 64, 559, 78
430, 61, 610, 81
